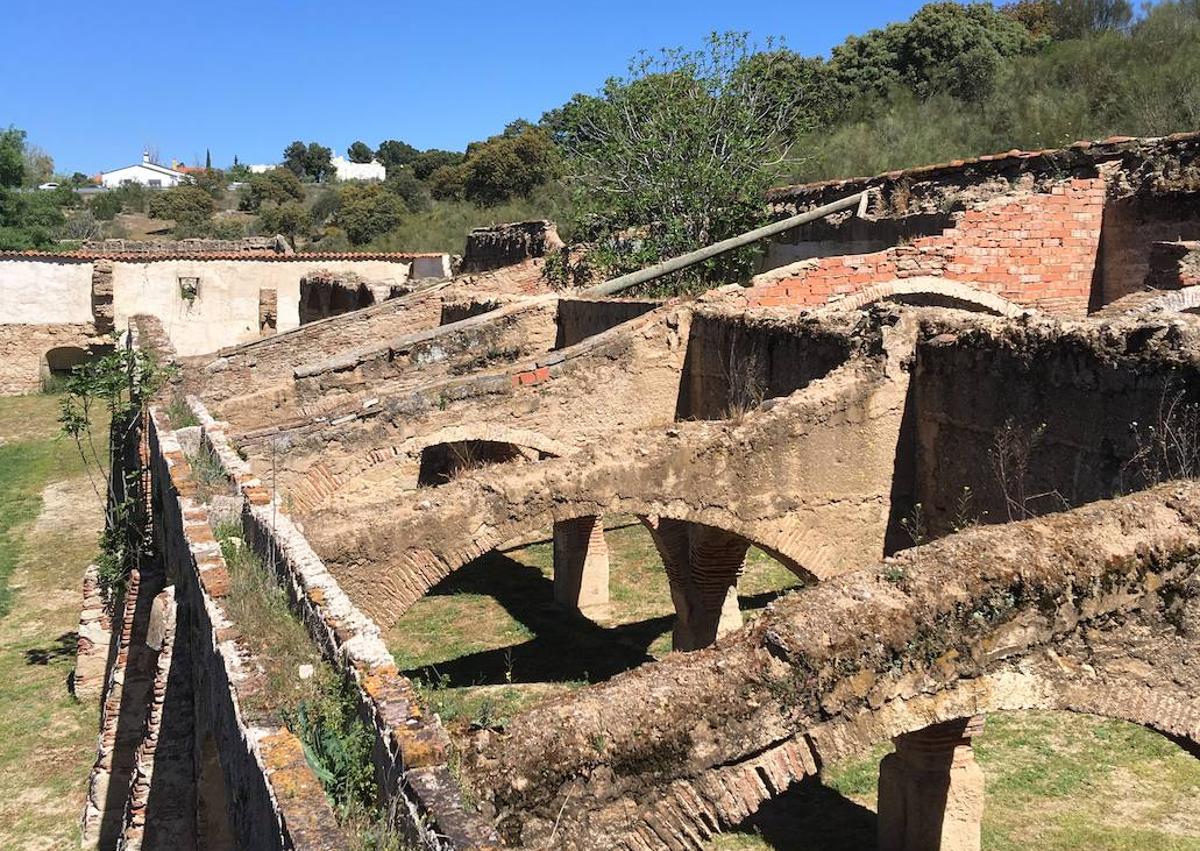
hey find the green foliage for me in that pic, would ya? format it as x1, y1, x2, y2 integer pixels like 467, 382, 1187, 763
375, 139, 419, 171
283, 140, 335, 182
88, 191, 123, 221
147, 184, 215, 226
334, 183, 405, 245
59, 344, 172, 598
558, 32, 801, 292
0, 187, 66, 250
789, 1, 1200, 183
308, 187, 341, 225
431, 125, 559, 206
346, 140, 374, 164
407, 148, 463, 180
382, 171, 430, 213
288, 673, 376, 817
187, 168, 226, 198
258, 200, 311, 245
0, 127, 25, 188
240, 168, 305, 211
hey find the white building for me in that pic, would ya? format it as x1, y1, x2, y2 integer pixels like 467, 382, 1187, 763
332, 156, 385, 182
100, 153, 187, 189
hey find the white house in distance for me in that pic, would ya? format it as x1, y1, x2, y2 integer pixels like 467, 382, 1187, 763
331, 155, 385, 181
99, 153, 187, 189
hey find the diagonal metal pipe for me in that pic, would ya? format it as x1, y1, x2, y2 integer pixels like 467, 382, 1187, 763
583, 191, 866, 297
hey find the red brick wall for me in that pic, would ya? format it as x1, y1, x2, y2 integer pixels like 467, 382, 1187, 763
748, 178, 1105, 317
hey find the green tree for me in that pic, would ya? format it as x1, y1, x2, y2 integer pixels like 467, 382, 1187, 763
188, 168, 226, 198
558, 32, 804, 291
1047, 0, 1134, 38
258, 200, 311, 246
735, 49, 839, 135
347, 140, 374, 164
375, 139, 420, 171
147, 184, 215, 226
0, 127, 26, 188
240, 168, 305, 211
305, 142, 334, 182
334, 183, 404, 244
408, 148, 463, 180
283, 140, 308, 177
382, 171, 430, 212
89, 192, 124, 221
435, 126, 559, 206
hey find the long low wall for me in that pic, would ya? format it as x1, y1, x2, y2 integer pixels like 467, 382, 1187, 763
0, 252, 452, 394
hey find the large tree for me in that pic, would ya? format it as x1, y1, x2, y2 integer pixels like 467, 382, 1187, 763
555, 32, 808, 292
347, 140, 375, 164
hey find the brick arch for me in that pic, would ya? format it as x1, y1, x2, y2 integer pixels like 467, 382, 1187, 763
347, 493, 825, 630
1129, 285, 1200, 316
820, 277, 1030, 317
287, 425, 570, 513
610, 662, 1200, 851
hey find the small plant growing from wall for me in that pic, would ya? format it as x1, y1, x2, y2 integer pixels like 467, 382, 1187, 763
178, 276, 199, 305
58, 337, 173, 598
1125, 381, 1200, 487
989, 418, 1069, 522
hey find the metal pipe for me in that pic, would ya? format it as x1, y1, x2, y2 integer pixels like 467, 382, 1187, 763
583, 191, 865, 297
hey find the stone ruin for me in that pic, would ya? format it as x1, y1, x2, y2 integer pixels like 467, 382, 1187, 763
76, 132, 1200, 850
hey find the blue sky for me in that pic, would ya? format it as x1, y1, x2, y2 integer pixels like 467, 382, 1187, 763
4, 0, 931, 175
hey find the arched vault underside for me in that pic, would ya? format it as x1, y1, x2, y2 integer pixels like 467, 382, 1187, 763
820, 277, 1031, 317
461, 480, 1200, 850
304, 322, 918, 628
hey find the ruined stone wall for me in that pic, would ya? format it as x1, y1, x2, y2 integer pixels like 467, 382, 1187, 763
554, 297, 664, 349
674, 311, 859, 420
461, 220, 564, 272
1144, 240, 1200, 292
911, 316, 1200, 534
1094, 194, 1200, 305
764, 212, 954, 269
747, 179, 1105, 318
186, 282, 452, 410
245, 305, 690, 516
0, 322, 99, 394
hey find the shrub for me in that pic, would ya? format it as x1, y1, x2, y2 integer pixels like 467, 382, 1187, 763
148, 184, 215, 225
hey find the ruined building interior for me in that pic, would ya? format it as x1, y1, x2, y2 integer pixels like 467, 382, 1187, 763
41, 132, 1200, 849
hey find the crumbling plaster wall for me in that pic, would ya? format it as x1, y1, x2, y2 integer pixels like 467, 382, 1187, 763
0, 322, 100, 394
554, 297, 664, 349
110, 258, 415, 355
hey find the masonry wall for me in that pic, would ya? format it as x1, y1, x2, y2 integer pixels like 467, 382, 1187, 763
110, 258, 415, 355
1095, 194, 1200, 306
675, 312, 857, 420
911, 318, 1200, 535
554, 297, 663, 349
0, 322, 98, 394
763, 212, 953, 269
747, 180, 1106, 318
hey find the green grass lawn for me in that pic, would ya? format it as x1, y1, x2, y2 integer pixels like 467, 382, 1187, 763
0, 393, 107, 849
386, 516, 803, 730
707, 712, 1200, 850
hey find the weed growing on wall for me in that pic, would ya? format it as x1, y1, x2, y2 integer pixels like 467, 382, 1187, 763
58, 338, 172, 598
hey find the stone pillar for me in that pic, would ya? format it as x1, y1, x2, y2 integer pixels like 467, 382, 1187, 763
552, 515, 610, 618
878, 715, 986, 851
640, 518, 748, 651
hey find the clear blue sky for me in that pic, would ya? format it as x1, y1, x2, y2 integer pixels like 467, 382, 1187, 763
4, 0, 932, 175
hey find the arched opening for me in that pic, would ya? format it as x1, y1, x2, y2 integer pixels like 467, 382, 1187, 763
40, 343, 113, 391
384, 513, 805, 736
416, 439, 540, 487
712, 710, 1200, 850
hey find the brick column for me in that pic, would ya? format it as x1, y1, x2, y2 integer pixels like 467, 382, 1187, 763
640, 518, 748, 651
552, 515, 609, 618
878, 715, 986, 851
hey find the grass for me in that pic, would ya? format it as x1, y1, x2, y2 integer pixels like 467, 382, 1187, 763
387, 515, 802, 730
214, 522, 324, 723
188, 443, 232, 504
708, 712, 1200, 850
0, 393, 108, 848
